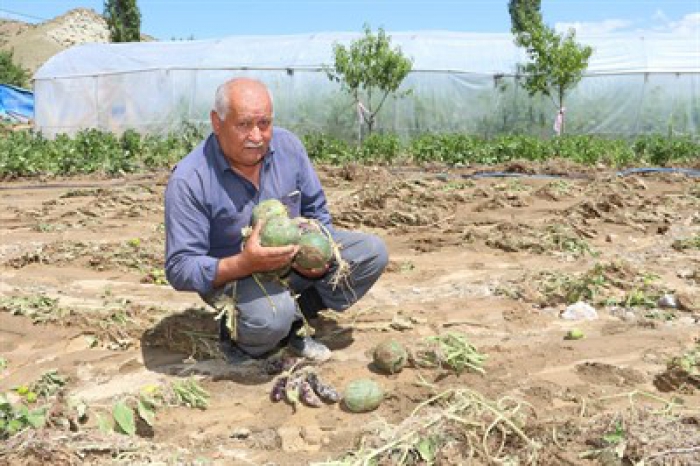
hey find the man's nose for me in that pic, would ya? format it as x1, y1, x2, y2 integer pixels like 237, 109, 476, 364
248, 125, 262, 141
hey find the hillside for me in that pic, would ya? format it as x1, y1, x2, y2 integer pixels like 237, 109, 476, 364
0, 8, 149, 77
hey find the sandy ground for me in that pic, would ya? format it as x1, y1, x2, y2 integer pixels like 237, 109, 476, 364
1, 163, 699, 465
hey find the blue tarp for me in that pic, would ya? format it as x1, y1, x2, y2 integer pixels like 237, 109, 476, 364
0, 84, 34, 122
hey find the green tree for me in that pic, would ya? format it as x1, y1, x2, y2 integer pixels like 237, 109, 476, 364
509, 1, 592, 134
103, 0, 141, 43
326, 24, 412, 138
508, 0, 541, 34
0, 50, 30, 88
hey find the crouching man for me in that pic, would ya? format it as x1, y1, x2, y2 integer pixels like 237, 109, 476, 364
164, 77, 388, 363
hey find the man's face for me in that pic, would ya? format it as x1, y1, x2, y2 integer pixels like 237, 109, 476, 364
211, 85, 273, 169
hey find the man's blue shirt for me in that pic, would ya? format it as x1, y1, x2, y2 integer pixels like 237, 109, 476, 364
164, 127, 332, 295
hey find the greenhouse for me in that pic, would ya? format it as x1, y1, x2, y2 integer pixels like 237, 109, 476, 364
32, 31, 700, 139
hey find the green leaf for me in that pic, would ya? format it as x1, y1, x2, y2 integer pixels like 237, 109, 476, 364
112, 401, 136, 436
26, 411, 45, 428
416, 436, 436, 462
0, 393, 11, 411
85, 335, 99, 348
137, 398, 155, 427
96, 412, 113, 434
603, 422, 625, 445
15, 404, 29, 418
7, 419, 24, 435
15, 385, 29, 396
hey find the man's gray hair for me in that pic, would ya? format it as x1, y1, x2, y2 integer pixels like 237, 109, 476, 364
213, 78, 274, 120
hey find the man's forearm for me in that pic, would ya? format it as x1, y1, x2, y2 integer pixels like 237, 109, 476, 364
213, 254, 254, 288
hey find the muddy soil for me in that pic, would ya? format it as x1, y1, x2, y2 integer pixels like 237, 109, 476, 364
1, 163, 699, 465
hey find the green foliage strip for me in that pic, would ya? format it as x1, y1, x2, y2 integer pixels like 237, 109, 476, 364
0, 129, 697, 179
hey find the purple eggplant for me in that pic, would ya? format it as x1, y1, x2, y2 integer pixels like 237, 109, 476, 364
306, 372, 340, 403
270, 376, 287, 402
300, 380, 322, 407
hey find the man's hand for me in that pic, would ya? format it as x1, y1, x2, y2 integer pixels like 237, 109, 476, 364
241, 220, 299, 274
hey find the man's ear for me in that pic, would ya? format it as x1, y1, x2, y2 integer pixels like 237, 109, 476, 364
210, 110, 221, 135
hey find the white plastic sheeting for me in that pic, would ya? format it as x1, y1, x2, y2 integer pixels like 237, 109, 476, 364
33, 31, 700, 138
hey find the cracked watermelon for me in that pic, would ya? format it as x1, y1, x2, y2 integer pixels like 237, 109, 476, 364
294, 231, 333, 270
373, 339, 408, 374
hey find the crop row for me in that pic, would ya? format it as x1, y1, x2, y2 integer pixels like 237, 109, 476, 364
0, 127, 697, 178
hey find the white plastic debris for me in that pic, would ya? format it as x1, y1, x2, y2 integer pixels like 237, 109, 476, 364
657, 294, 678, 309
560, 301, 598, 321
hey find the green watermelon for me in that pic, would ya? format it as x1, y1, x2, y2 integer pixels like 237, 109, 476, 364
251, 199, 288, 226
294, 231, 333, 270
372, 340, 408, 374
343, 379, 384, 413
291, 216, 321, 234
260, 216, 300, 247
255, 216, 300, 281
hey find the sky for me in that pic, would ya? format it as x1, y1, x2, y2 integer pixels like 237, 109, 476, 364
1, 1, 699, 40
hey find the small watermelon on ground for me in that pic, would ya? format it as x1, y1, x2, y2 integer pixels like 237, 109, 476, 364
342, 378, 384, 413
372, 339, 408, 374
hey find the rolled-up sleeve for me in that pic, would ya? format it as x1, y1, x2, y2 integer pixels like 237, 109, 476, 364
164, 177, 219, 295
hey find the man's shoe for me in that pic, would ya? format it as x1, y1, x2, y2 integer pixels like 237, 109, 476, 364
219, 338, 255, 366
218, 316, 256, 366
288, 336, 332, 362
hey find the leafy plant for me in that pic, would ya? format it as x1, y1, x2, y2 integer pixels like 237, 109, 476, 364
112, 400, 136, 435
543, 224, 597, 258
30, 370, 68, 399
414, 332, 487, 375
0, 393, 46, 439
667, 342, 700, 376
358, 133, 402, 162
530, 262, 662, 307
633, 135, 699, 165
142, 267, 169, 285
602, 421, 626, 446
0, 294, 62, 324
0, 50, 30, 88
303, 132, 355, 164
672, 234, 700, 251
1, 371, 68, 438
170, 378, 210, 409
326, 24, 413, 138
97, 380, 205, 437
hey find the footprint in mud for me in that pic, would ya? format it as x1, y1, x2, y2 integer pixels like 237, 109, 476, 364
575, 361, 646, 387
